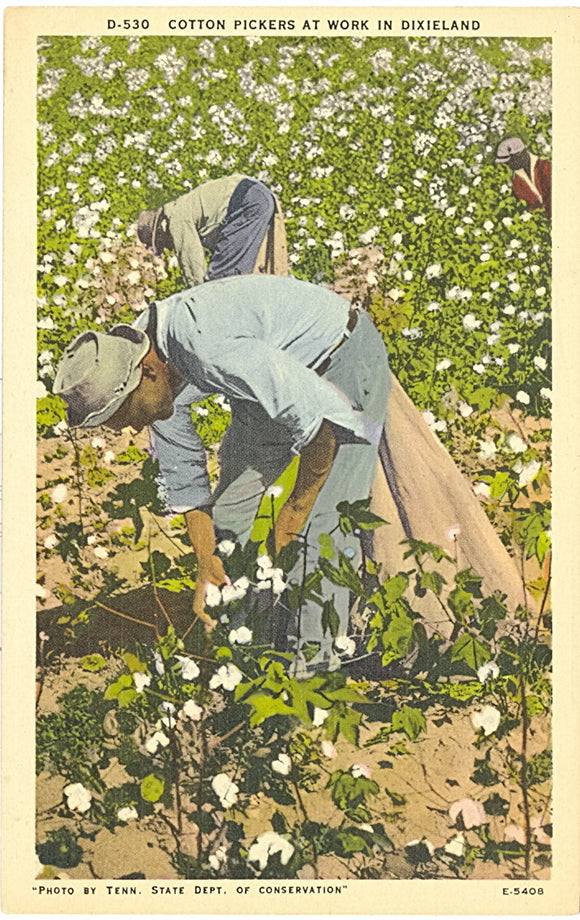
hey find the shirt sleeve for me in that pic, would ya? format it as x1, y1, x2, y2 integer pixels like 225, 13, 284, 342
149, 384, 211, 512
197, 337, 376, 452
169, 217, 207, 288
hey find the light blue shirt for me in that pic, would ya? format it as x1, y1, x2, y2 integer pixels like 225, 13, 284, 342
135, 275, 377, 512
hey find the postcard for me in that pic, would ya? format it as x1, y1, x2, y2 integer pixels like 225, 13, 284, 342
3, 5, 579, 914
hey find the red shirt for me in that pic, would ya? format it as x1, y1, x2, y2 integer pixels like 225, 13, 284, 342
512, 157, 551, 220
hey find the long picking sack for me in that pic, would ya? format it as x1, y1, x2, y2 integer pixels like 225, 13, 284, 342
369, 375, 528, 638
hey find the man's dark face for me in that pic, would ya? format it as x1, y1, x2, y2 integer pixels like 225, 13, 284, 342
106, 351, 175, 432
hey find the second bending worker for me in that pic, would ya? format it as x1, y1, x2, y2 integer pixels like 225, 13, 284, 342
137, 174, 289, 286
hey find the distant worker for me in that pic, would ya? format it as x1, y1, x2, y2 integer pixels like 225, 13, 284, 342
137, 174, 289, 286
495, 137, 551, 220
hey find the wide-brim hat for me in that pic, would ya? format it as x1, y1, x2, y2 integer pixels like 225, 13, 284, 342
53, 325, 150, 428
137, 208, 163, 254
496, 137, 526, 163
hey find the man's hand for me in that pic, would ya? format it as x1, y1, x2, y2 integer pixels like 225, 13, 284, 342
185, 508, 230, 631
274, 421, 338, 553
193, 553, 230, 630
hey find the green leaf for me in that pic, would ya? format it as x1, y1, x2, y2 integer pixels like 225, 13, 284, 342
420, 570, 447, 596
526, 695, 545, 718
336, 498, 387, 535
325, 702, 362, 746
321, 598, 340, 638
450, 633, 492, 673
385, 788, 406, 807
403, 539, 452, 564
319, 554, 365, 596
301, 641, 321, 663
105, 673, 133, 700
318, 533, 335, 560
80, 654, 106, 672
448, 588, 476, 622
140, 774, 165, 803
380, 611, 416, 666
391, 705, 426, 741
123, 653, 148, 673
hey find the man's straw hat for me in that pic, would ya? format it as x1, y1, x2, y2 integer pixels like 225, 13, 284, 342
53, 325, 150, 428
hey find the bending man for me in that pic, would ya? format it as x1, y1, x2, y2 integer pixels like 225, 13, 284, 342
54, 275, 390, 675
137, 175, 289, 286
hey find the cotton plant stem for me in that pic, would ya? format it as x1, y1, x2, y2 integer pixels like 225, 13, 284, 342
147, 529, 174, 630
168, 730, 183, 835
291, 777, 319, 878
533, 552, 552, 642
519, 671, 533, 878
207, 720, 246, 752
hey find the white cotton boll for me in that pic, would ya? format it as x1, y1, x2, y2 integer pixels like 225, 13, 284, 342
449, 798, 486, 829
221, 576, 250, 604
181, 699, 203, 721
209, 663, 243, 692
51, 483, 68, 504
473, 481, 490, 499
271, 753, 292, 775
145, 731, 170, 754
312, 707, 329, 726
516, 391, 530, 405
211, 773, 239, 808
462, 313, 481, 332
229, 625, 253, 645
444, 833, 466, 858
117, 806, 139, 822
351, 763, 372, 779
93, 546, 108, 560
458, 401, 473, 418
533, 355, 547, 371
64, 783, 92, 813
205, 584, 222, 607
478, 440, 497, 461
477, 661, 500, 683
217, 539, 236, 557
425, 263, 442, 279
540, 387, 552, 401
44, 533, 58, 550
321, 740, 337, 758
334, 635, 356, 657
505, 432, 527, 453
208, 847, 227, 871
265, 484, 283, 499
471, 705, 501, 736
516, 459, 542, 487
175, 655, 200, 681
133, 672, 152, 693
247, 832, 294, 871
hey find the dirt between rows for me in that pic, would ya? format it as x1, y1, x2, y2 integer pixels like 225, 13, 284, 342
36, 654, 551, 882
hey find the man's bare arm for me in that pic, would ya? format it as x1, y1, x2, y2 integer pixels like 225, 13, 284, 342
274, 421, 338, 552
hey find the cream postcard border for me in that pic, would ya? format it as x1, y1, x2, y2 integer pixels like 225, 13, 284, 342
3, 6, 579, 914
